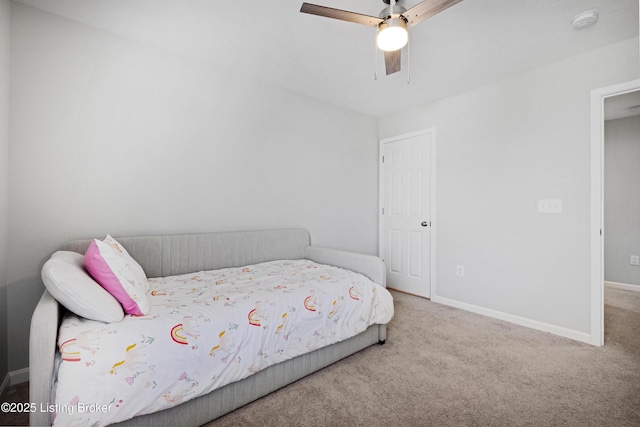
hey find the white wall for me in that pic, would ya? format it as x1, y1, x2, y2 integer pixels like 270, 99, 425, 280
7, 4, 379, 371
380, 37, 639, 341
0, 0, 10, 385
604, 116, 640, 287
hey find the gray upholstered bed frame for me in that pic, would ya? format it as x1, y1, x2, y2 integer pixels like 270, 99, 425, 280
29, 229, 387, 426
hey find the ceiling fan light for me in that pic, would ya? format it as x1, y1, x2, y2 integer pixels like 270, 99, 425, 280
377, 17, 408, 51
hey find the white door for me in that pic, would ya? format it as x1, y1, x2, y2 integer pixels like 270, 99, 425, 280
380, 130, 433, 298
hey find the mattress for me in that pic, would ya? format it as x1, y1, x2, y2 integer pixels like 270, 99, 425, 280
53, 259, 394, 426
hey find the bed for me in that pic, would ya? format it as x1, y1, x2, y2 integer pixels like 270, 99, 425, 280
29, 229, 393, 426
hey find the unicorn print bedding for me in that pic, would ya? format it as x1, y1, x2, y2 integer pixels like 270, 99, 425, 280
53, 259, 394, 426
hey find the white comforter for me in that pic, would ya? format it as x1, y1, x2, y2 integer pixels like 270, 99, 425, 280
54, 260, 394, 426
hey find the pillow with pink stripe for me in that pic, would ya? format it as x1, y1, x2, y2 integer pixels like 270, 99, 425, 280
84, 235, 150, 316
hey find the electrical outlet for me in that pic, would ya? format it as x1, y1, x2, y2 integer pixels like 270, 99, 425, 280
631, 256, 640, 266
538, 199, 562, 213
456, 265, 465, 277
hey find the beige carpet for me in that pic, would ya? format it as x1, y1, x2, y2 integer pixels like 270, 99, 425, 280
206, 287, 640, 427
1, 287, 638, 426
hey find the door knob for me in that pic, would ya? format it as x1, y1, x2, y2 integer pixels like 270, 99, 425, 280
421, 221, 429, 227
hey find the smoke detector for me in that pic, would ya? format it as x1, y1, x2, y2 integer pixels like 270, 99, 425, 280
571, 9, 599, 29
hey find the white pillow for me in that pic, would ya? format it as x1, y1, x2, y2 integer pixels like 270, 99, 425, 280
41, 251, 125, 323
84, 235, 150, 316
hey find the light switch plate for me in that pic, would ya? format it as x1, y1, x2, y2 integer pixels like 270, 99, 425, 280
538, 199, 562, 213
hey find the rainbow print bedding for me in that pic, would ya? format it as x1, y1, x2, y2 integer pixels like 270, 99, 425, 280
53, 259, 394, 426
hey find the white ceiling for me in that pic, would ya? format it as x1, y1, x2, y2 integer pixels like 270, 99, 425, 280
14, 0, 640, 118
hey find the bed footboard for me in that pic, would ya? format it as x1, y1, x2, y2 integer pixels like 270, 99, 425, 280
304, 246, 386, 287
304, 245, 387, 342
29, 290, 60, 427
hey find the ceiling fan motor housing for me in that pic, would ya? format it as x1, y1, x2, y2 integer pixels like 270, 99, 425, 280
378, 3, 407, 19
377, 4, 408, 52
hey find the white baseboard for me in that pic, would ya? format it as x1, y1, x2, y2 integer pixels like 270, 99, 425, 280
0, 368, 28, 396
431, 295, 593, 345
605, 281, 640, 292
0, 372, 8, 396
9, 367, 29, 385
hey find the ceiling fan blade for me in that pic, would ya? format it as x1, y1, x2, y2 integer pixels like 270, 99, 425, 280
300, 3, 382, 27
384, 50, 402, 75
404, 0, 464, 26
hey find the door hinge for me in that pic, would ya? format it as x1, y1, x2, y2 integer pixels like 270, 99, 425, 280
382, 155, 385, 163
382, 207, 385, 215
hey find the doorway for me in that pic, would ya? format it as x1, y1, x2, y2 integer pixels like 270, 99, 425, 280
379, 129, 436, 298
591, 79, 640, 346
603, 91, 640, 291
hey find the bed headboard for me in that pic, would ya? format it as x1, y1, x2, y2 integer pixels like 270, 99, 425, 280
61, 228, 311, 278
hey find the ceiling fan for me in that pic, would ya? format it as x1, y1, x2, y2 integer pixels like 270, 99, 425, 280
300, 0, 463, 77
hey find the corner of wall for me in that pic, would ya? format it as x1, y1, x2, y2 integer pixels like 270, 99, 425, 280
0, 0, 11, 387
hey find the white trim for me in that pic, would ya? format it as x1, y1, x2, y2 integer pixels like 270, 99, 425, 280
9, 367, 29, 386
605, 281, 640, 292
430, 130, 437, 301
590, 79, 640, 347
379, 128, 437, 298
0, 373, 8, 396
0, 367, 29, 395
432, 295, 593, 344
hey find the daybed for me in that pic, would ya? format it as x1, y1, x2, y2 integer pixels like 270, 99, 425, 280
29, 229, 392, 426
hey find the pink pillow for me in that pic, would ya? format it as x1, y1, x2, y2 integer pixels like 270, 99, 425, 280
84, 235, 150, 316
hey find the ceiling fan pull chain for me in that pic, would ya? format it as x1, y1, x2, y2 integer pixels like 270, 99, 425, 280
374, 30, 378, 80
407, 30, 411, 84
